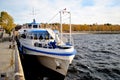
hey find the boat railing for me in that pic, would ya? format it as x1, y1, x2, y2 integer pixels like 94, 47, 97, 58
61, 34, 74, 46
34, 37, 73, 49
34, 40, 56, 49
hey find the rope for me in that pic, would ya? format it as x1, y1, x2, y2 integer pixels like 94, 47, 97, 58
48, 12, 59, 23
47, 10, 70, 25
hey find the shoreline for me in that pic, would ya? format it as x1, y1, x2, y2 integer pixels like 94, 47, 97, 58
63, 31, 120, 34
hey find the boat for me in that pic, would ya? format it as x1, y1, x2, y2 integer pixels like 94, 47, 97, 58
16, 9, 77, 79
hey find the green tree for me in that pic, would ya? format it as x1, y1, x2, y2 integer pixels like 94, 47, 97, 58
0, 11, 16, 33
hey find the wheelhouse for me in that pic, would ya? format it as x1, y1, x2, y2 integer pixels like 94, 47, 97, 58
20, 29, 53, 40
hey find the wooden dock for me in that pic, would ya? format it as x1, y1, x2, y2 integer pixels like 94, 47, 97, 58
0, 33, 25, 80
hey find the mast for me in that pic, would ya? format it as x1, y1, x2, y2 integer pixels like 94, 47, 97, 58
32, 8, 35, 20
59, 9, 72, 44
59, 10, 62, 42
69, 12, 71, 44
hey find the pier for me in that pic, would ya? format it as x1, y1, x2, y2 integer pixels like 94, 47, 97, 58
0, 33, 65, 80
0, 33, 25, 80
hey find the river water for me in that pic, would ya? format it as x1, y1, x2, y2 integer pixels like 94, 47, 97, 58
65, 34, 120, 80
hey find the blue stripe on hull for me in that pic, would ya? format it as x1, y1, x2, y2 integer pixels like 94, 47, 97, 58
22, 45, 76, 56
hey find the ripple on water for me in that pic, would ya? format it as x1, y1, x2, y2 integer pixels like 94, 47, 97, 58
66, 34, 120, 80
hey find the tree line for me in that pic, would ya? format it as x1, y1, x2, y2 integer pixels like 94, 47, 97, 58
1, 11, 119, 33
0, 11, 16, 34
40, 23, 120, 32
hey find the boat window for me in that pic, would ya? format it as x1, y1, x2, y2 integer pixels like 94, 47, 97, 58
39, 35, 43, 40
34, 34, 38, 40
34, 42, 42, 47
28, 30, 54, 40
26, 33, 30, 39
27, 33, 33, 39
45, 34, 49, 40
29, 33, 33, 39
44, 33, 53, 40
49, 35, 53, 39
28, 24, 32, 28
30, 36, 33, 39
21, 34, 26, 39
33, 25, 38, 28
27, 35, 31, 39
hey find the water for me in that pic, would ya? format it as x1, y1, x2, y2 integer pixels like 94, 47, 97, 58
65, 34, 120, 80
19, 34, 120, 80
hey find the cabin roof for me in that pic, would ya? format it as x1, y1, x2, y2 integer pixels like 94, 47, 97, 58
27, 29, 48, 33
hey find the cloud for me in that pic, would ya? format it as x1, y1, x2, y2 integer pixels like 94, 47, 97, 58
71, 0, 120, 24
0, 0, 120, 24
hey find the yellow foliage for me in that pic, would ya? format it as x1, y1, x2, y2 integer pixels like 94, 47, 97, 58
0, 11, 16, 33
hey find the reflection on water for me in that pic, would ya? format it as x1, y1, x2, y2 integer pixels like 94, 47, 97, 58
65, 34, 120, 80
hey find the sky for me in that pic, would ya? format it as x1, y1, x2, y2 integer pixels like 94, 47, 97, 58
0, 0, 120, 24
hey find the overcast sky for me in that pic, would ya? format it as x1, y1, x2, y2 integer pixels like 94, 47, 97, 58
0, 0, 120, 24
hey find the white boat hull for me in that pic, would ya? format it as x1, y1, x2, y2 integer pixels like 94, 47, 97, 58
37, 55, 73, 76
38, 57, 68, 75
20, 45, 75, 76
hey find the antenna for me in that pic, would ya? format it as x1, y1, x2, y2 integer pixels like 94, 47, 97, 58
32, 8, 36, 20
31, 8, 36, 23
32, 8, 35, 16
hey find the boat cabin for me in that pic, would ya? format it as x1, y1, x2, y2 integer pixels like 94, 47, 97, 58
20, 29, 53, 40
18, 19, 72, 49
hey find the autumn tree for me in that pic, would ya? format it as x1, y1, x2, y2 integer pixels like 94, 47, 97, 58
0, 11, 16, 34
